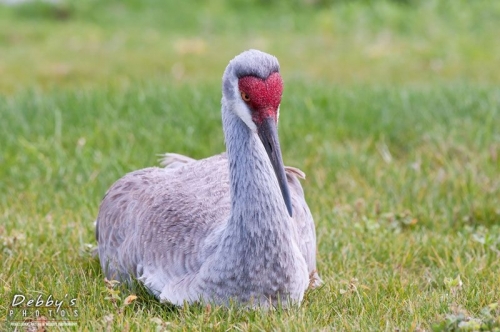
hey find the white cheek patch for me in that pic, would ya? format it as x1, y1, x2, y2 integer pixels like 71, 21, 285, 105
233, 100, 257, 132
276, 105, 280, 122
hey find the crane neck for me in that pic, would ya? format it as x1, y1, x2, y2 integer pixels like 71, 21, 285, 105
222, 105, 291, 232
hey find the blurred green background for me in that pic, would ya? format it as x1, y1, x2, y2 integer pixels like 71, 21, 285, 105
1, 0, 499, 92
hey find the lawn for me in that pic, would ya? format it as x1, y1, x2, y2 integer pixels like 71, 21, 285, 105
1, 0, 499, 331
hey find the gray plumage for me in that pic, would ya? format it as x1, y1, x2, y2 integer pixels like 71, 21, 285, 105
96, 49, 321, 307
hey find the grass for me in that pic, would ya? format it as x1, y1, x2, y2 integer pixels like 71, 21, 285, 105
1, 0, 500, 92
1, 0, 500, 331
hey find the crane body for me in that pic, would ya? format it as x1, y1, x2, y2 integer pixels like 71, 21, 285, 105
96, 50, 321, 307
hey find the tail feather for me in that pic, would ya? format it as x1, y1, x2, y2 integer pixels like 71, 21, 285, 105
157, 153, 196, 169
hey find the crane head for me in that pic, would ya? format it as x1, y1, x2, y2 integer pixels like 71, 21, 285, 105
222, 49, 293, 217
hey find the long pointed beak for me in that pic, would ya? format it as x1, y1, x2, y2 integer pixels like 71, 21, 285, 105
257, 116, 293, 217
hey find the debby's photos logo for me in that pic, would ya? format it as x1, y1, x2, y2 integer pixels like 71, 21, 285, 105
6, 293, 79, 328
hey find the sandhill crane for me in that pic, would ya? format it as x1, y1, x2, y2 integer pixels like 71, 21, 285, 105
96, 49, 321, 307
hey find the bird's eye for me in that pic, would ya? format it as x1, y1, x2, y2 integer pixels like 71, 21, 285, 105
240, 91, 251, 102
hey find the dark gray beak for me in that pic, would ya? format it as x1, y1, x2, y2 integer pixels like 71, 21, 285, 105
257, 116, 293, 217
